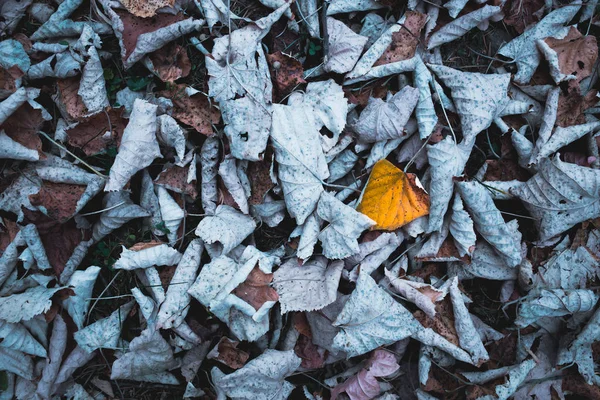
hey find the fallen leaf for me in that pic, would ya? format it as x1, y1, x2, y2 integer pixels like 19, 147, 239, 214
232, 266, 279, 311
0, 102, 45, 157
65, 107, 127, 155
503, 0, 545, 34
266, 51, 305, 98
208, 337, 250, 369
148, 42, 191, 82
158, 84, 220, 136
545, 27, 598, 84
155, 164, 199, 199
29, 181, 87, 223
374, 11, 426, 66
119, 0, 175, 18
56, 77, 88, 120
357, 159, 430, 231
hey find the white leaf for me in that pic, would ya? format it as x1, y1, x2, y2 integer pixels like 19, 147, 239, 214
195, 205, 256, 255
429, 64, 512, 140
74, 301, 134, 353
456, 181, 522, 267
140, 170, 163, 236
534, 122, 600, 163
515, 289, 597, 327
21, 224, 51, 270
92, 191, 151, 242
385, 270, 447, 318
498, 3, 581, 84
222, 96, 271, 161
0, 286, 66, 323
200, 136, 219, 215
157, 186, 184, 245
449, 194, 476, 257
78, 40, 109, 116
211, 349, 301, 400
317, 191, 376, 259
325, 18, 368, 74
36, 315, 67, 399
157, 115, 186, 165
157, 239, 203, 330
537, 39, 575, 84
353, 87, 419, 142
414, 57, 438, 139
28, 52, 81, 79
327, 0, 385, 15
0, 348, 33, 380
327, 148, 359, 182
273, 256, 344, 313
110, 328, 177, 380
346, 232, 403, 280
0, 130, 39, 161
105, 99, 161, 191
332, 271, 420, 357
360, 13, 392, 47
511, 155, 600, 240
428, 6, 501, 49
396, 130, 428, 170
114, 244, 182, 270
291, 211, 322, 260
63, 265, 101, 329
54, 346, 95, 390
32, 0, 111, 40
0, 320, 46, 357
534, 246, 598, 289
219, 156, 249, 214
426, 135, 473, 232
444, 0, 468, 18
463, 359, 536, 400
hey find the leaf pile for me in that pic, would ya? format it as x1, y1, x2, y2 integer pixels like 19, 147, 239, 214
2, 0, 600, 399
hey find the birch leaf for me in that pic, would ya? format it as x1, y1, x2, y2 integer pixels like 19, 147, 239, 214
157, 239, 203, 330
515, 289, 597, 327
353, 87, 419, 142
211, 349, 301, 400
456, 181, 522, 267
357, 159, 430, 231
510, 155, 600, 240
498, 3, 581, 84
428, 6, 502, 49
63, 265, 101, 330
110, 328, 177, 380
0, 286, 68, 323
325, 18, 368, 74
384, 270, 447, 319
105, 99, 161, 191
428, 64, 512, 141
74, 301, 134, 353
114, 243, 182, 270
332, 271, 420, 357
273, 256, 344, 313
195, 205, 256, 255
317, 191, 375, 259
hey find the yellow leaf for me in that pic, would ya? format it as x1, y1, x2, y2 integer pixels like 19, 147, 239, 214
357, 159, 430, 230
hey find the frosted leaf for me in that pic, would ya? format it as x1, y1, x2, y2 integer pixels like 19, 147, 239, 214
273, 257, 344, 313
456, 181, 522, 267
353, 87, 419, 142
0, 348, 34, 380
414, 57, 438, 139
270, 103, 328, 224
396, 130, 428, 170
426, 136, 473, 233
200, 136, 219, 215
0, 286, 67, 323
444, 0, 469, 18
218, 156, 249, 214
0, 320, 46, 357
360, 13, 392, 47
327, 0, 384, 15
157, 239, 203, 330
385, 270, 447, 319
429, 64, 512, 141
195, 205, 256, 255
291, 211, 322, 260
332, 271, 419, 357
211, 350, 301, 400
156, 115, 186, 165
31, 0, 111, 40
105, 99, 161, 191
317, 191, 376, 259
511, 155, 600, 240
78, 41, 109, 116
448, 194, 476, 257
157, 186, 184, 245
114, 243, 182, 270
515, 289, 597, 327
328, 149, 359, 182
534, 246, 598, 290
325, 18, 368, 74
63, 266, 101, 329
222, 96, 271, 161
36, 315, 67, 399
92, 191, 151, 242
498, 3, 581, 84
428, 6, 501, 49
21, 224, 51, 270
534, 122, 600, 163
110, 328, 177, 380
74, 301, 134, 353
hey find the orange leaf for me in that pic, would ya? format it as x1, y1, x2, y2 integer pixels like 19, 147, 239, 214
357, 159, 429, 230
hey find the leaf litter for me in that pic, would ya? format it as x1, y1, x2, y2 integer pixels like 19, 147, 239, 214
3, 0, 600, 399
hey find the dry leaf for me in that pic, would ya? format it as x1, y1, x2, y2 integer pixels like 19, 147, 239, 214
159, 84, 220, 136
147, 42, 191, 82
545, 27, 598, 84
374, 11, 426, 66
357, 159, 430, 230
266, 51, 305, 98
232, 266, 279, 311
65, 107, 126, 155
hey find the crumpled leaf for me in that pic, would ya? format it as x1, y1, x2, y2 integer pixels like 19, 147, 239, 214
0, 348, 33, 380
114, 242, 182, 270
74, 301, 134, 353
36, 315, 67, 399
515, 289, 597, 327
428, 6, 502, 49
273, 256, 344, 313
0, 319, 46, 357
353, 87, 419, 142
92, 191, 151, 242
374, 11, 425, 66
207, 337, 249, 370
200, 136, 219, 215
105, 99, 161, 191
63, 265, 101, 329
119, 0, 174, 18
156, 186, 184, 245
357, 159, 430, 231
448, 194, 476, 257
195, 205, 256, 255
544, 27, 598, 84
158, 85, 219, 136
325, 18, 368, 74
0, 286, 69, 323
211, 349, 301, 400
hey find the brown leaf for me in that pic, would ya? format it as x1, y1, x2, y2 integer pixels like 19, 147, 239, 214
545, 27, 598, 84
0, 218, 18, 253
117, 11, 184, 61
56, 77, 88, 120
556, 81, 598, 127
148, 42, 191, 82
21, 208, 90, 277
294, 334, 325, 369
502, 0, 544, 34
375, 11, 426, 66
344, 82, 387, 107
29, 181, 87, 223
292, 312, 312, 338
0, 65, 23, 98
119, 0, 175, 18
266, 51, 305, 99
0, 102, 45, 157
158, 84, 220, 136
155, 164, 199, 199
129, 240, 164, 251
211, 337, 249, 370
232, 266, 279, 311
66, 108, 127, 155
482, 159, 531, 182
414, 296, 460, 346
247, 149, 274, 205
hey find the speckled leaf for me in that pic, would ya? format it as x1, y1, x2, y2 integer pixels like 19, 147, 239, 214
63, 265, 100, 329
0, 286, 68, 323
114, 243, 182, 270
74, 301, 134, 353
428, 6, 501, 49
515, 289, 597, 327
325, 18, 368, 74
195, 205, 256, 255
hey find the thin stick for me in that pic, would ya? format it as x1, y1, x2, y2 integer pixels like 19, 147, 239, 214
39, 131, 107, 178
